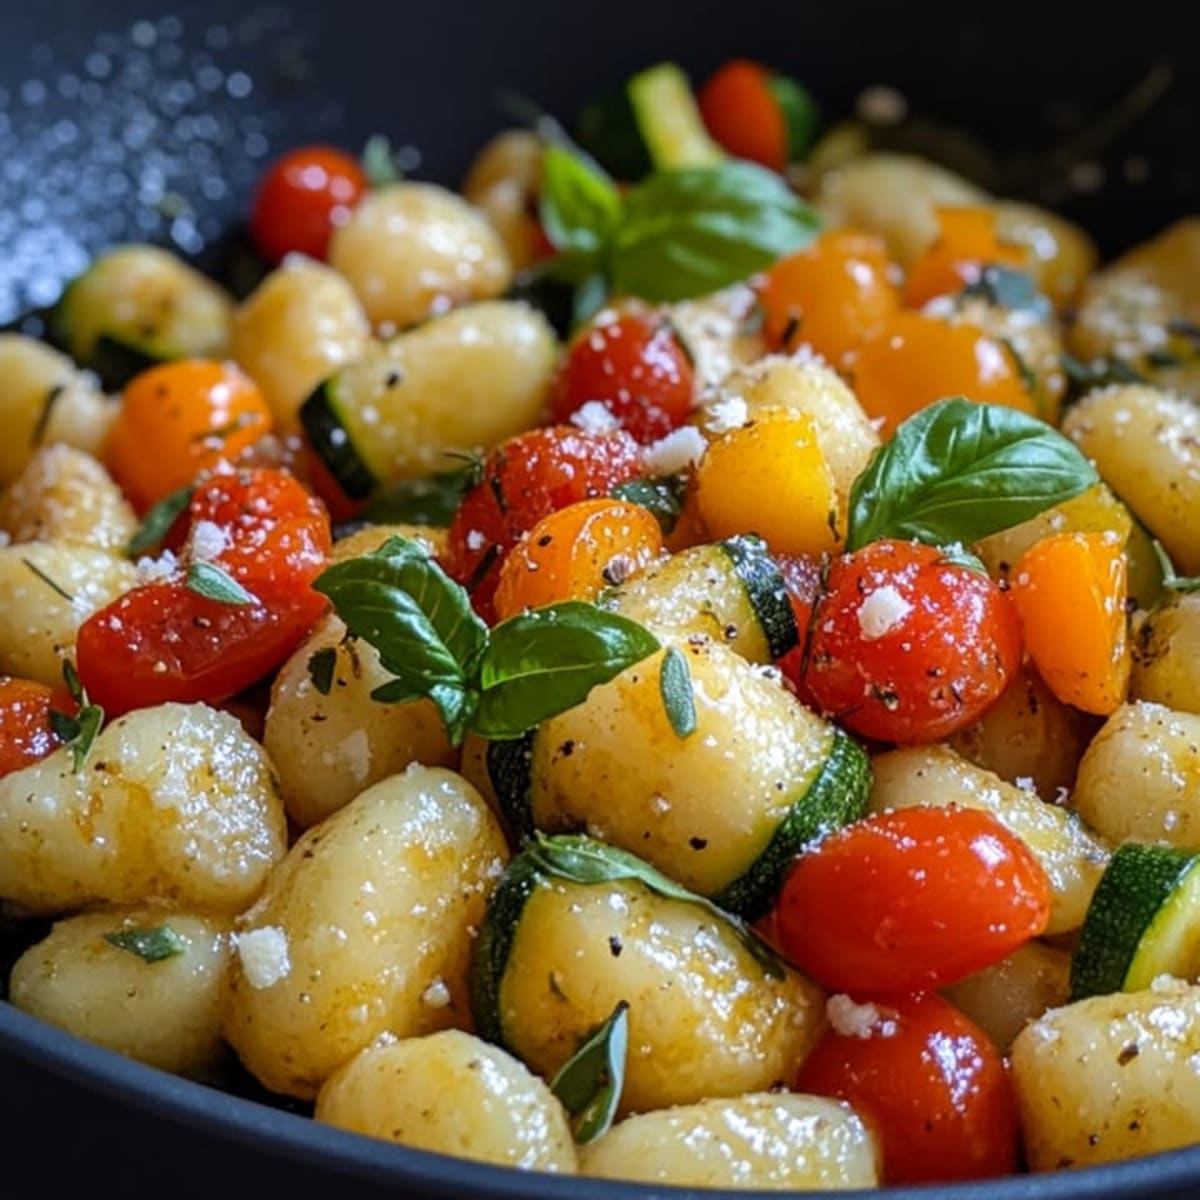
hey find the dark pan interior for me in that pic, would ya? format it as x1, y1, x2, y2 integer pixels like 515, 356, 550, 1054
1, 1, 1198, 1196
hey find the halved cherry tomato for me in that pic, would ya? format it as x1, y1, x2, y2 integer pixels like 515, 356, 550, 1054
795, 991, 1019, 1184
777, 806, 1051, 993
249, 145, 368, 263
492, 498, 663, 620
106, 360, 273, 512
77, 468, 330, 715
758, 230, 901, 368
1009, 531, 1130, 715
444, 426, 641, 623
904, 207, 1027, 308
550, 313, 694, 445
852, 311, 1036, 437
698, 59, 788, 171
0, 677, 75, 777
801, 539, 1022, 743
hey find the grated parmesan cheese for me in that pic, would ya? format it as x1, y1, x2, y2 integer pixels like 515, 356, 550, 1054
188, 519, 229, 563
703, 394, 749, 434
466, 529, 486, 552
134, 548, 179, 585
236, 926, 291, 990
827, 994, 898, 1039
570, 400, 621, 435
642, 426, 707, 475
856, 586, 913, 640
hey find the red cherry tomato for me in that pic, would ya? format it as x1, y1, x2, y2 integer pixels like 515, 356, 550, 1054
77, 468, 331, 715
0, 677, 75, 777
444, 426, 642, 623
795, 991, 1019, 1184
698, 59, 788, 171
250, 145, 368, 263
550, 314, 695, 445
773, 551, 822, 686
777, 806, 1051, 993
801, 539, 1021, 743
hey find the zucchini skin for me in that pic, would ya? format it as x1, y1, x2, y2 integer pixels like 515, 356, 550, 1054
718, 534, 799, 660
577, 89, 653, 182
714, 729, 871, 920
299, 381, 376, 500
486, 732, 537, 838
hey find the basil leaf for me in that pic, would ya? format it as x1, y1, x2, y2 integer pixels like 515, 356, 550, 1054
104, 924, 186, 963
22, 557, 75, 603
307, 647, 337, 696
1060, 353, 1148, 407
362, 463, 478, 527
960, 265, 1051, 317
611, 475, 685, 535
550, 1001, 629, 1145
48, 708, 80, 743
1152, 539, 1200, 595
185, 561, 256, 606
127, 484, 195, 557
539, 145, 622, 262
935, 545, 990, 575
659, 647, 697, 739
64, 705, 104, 773
846, 398, 1098, 551
62, 660, 85, 706
610, 162, 820, 302
527, 832, 784, 978
314, 536, 488, 744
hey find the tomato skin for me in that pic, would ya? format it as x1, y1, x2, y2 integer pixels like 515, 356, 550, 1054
550, 314, 694, 445
777, 806, 1051, 993
795, 991, 1018, 1184
444, 427, 641, 622
250, 145, 367, 263
0, 677, 74, 777
77, 468, 331, 715
698, 59, 787, 171
802, 539, 1022, 743
773, 551, 821, 687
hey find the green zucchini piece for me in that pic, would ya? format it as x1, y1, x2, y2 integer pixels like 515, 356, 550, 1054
577, 62, 725, 179
1070, 842, 1200, 1001
299, 381, 377, 500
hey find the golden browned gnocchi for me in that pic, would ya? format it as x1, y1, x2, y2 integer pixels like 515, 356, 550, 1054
1132, 594, 1200, 714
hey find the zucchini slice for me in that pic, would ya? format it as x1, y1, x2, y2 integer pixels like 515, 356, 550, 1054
485, 637, 868, 918
299, 379, 378, 500
1070, 843, 1200, 1000
611, 535, 798, 665
577, 62, 725, 179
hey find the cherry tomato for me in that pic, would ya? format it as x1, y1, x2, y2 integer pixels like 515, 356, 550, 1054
904, 207, 1027, 308
106, 360, 273, 512
77, 468, 331, 715
249, 145, 368, 263
802, 539, 1022, 743
773, 551, 822, 686
698, 59, 788, 171
795, 991, 1018, 1183
0, 677, 75, 777
444, 426, 641, 622
777, 806, 1051, 993
758, 231, 901, 368
550, 314, 694, 445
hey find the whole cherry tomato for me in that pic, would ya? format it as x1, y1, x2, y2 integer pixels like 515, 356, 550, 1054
698, 59, 789, 171
795, 991, 1019, 1184
250, 145, 368, 263
550, 313, 695, 445
801, 539, 1022, 743
0, 677, 74, 777
777, 806, 1051, 993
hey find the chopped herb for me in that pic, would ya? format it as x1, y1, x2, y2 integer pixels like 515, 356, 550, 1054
103, 924, 186, 963
1145, 349, 1185, 369
185, 561, 256, 606
307, 647, 337, 695
960, 265, 1051, 317
1001, 337, 1041, 401
361, 457, 481, 527
611, 475, 686, 536
193, 412, 258, 443
361, 134, 409, 188
1151, 540, 1200, 595
1060, 352, 1148, 406
659, 647, 697, 739
30, 383, 64, 446
21, 557, 75, 604
935, 546, 990, 575
738, 300, 766, 338
550, 1001, 629, 1145
50, 660, 105, 773
126, 484, 195, 557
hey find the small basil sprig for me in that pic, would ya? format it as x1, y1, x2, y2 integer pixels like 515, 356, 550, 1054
527, 832, 783, 978
539, 147, 820, 317
550, 1001, 629, 1145
126, 484, 194, 557
314, 537, 672, 745
846, 398, 1099, 552
49, 661, 104, 774
104, 924, 186, 963
1152, 540, 1200, 595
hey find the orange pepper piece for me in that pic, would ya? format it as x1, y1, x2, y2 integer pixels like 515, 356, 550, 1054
905, 207, 1027, 308
1009, 531, 1130, 715
492, 498, 664, 621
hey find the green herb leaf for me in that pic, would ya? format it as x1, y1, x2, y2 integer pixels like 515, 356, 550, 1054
361, 135, 408, 188
473, 602, 660, 739
307, 647, 337, 696
539, 144, 622, 262
314, 536, 489, 744
1060, 353, 1148, 406
659, 647, 697, 739
935, 545, 990, 575
51, 661, 104, 773
550, 1001, 629, 1145
185, 561, 256, 606
362, 460, 480, 527
528, 833, 784, 978
767, 74, 820, 161
1152, 539, 1200, 595
960, 265, 1051, 317
611, 475, 686, 535
846, 398, 1098, 551
62, 660, 84, 706
126, 484, 195, 557
30, 383, 64, 447
103, 924, 186, 963
610, 161, 821, 302
22, 557, 75, 603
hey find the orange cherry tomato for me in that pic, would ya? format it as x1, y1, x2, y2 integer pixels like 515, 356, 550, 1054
0, 677, 75, 778
698, 60, 788, 171
493, 498, 664, 620
795, 991, 1019, 1184
1009, 531, 1130, 715
250, 145, 368, 263
777, 806, 1051, 994
852, 311, 1037, 437
106, 360, 273, 512
758, 231, 902, 368
904, 207, 1027, 308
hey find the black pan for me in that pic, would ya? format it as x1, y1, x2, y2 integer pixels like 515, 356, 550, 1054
1, 1, 1197, 1196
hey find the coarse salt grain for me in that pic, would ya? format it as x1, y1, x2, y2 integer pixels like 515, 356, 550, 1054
421, 978, 451, 1009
